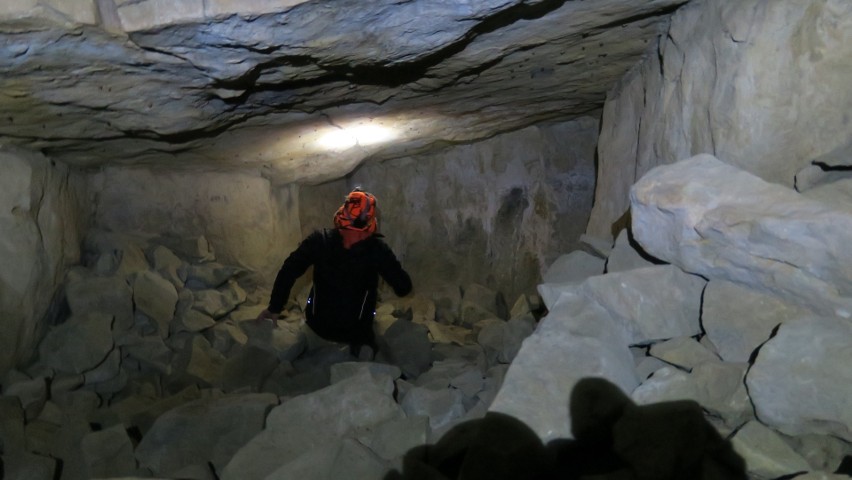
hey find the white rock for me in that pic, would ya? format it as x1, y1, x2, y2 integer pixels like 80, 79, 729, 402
746, 317, 852, 441
578, 265, 706, 345
489, 289, 639, 441
703, 279, 810, 362
631, 154, 852, 318
542, 250, 605, 284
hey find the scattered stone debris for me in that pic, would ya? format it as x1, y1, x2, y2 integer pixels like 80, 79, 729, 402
0, 231, 542, 479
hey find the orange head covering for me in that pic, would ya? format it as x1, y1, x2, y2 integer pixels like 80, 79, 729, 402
333, 188, 378, 234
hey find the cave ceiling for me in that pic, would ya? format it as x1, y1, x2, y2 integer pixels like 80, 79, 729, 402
0, 0, 687, 184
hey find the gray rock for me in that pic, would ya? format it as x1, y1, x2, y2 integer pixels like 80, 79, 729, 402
414, 359, 477, 391
0, 396, 25, 453
122, 334, 173, 374
136, 393, 278, 476
500, 314, 535, 363
191, 281, 247, 319
133, 270, 179, 337
148, 245, 185, 288
329, 361, 401, 385
579, 233, 614, 258
38, 312, 114, 374
4, 376, 47, 421
84, 230, 150, 277
630, 154, 852, 318
175, 308, 217, 333
634, 355, 670, 381
401, 385, 466, 432
222, 369, 402, 480
176, 335, 227, 386
462, 283, 508, 320
241, 318, 306, 362
746, 317, 852, 441
703, 280, 809, 362
1, 450, 57, 480
789, 473, 852, 480
489, 289, 639, 441
606, 228, 656, 273
731, 421, 811, 480
423, 319, 472, 345
325, 437, 391, 480
81, 423, 137, 478
220, 346, 279, 392
801, 176, 852, 211
543, 250, 606, 284
354, 415, 430, 464
155, 235, 215, 263
65, 273, 135, 333
632, 362, 753, 429
788, 433, 852, 473
380, 319, 432, 379
82, 348, 122, 385
579, 265, 706, 345
208, 321, 249, 353
649, 336, 720, 370
183, 262, 242, 289
508, 294, 534, 319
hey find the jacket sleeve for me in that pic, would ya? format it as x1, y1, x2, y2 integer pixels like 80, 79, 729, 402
267, 231, 323, 313
375, 241, 413, 297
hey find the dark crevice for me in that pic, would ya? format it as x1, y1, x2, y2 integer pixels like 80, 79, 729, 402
812, 161, 852, 171
591, 2, 688, 32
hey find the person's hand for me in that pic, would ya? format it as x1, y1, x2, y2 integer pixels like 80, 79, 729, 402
256, 309, 279, 325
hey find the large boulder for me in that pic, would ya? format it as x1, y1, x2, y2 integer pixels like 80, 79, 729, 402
631, 154, 852, 318
38, 312, 114, 375
221, 369, 403, 480
489, 290, 639, 441
746, 317, 852, 441
135, 393, 278, 477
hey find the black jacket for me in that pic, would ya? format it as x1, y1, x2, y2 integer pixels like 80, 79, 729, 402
268, 229, 412, 345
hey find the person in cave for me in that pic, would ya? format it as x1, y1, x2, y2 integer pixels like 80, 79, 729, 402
256, 187, 412, 360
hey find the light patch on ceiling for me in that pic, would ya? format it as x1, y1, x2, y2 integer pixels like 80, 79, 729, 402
318, 123, 397, 150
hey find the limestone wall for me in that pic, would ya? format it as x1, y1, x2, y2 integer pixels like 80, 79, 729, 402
587, 0, 852, 240
341, 118, 598, 302
0, 147, 88, 372
89, 168, 302, 280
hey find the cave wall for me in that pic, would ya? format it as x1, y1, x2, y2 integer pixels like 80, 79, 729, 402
587, 0, 852, 239
88, 167, 302, 280
0, 146, 88, 372
340, 117, 599, 302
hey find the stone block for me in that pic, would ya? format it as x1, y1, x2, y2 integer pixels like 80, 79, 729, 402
38, 312, 114, 375
648, 336, 720, 370
731, 421, 811, 479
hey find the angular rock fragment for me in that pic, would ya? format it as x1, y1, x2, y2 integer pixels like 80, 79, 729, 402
222, 370, 402, 480
606, 228, 656, 273
81, 423, 137, 478
133, 270, 179, 336
543, 250, 606, 284
649, 336, 720, 370
135, 393, 277, 476
746, 317, 852, 441
703, 279, 809, 362
38, 312, 114, 374
489, 290, 639, 441
731, 421, 811, 479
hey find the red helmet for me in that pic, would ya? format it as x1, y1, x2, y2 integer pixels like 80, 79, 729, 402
333, 188, 377, 232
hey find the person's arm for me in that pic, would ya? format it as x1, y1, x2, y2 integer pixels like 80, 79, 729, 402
375, 241, 412, 297
259, 231, 323, 320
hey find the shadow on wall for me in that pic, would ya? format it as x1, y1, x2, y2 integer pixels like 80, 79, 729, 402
386, 377, 748, 480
